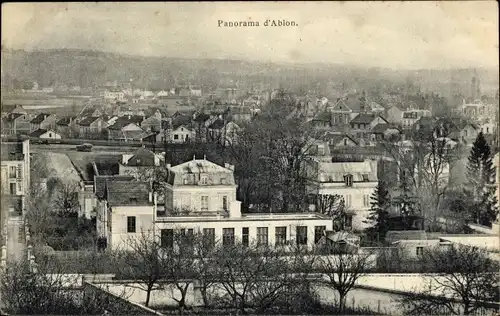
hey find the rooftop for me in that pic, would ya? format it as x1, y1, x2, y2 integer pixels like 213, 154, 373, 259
313, 160, 378, 183
105, 180, 152, 207
156, 212, 331, 222
0, 141, 25, 160
30, 113, 52, 124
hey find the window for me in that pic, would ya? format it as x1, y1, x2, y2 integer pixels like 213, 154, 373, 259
363, 194, 370, 207
9, 183, 16, 195
416, 246, 424, 256
17, 182, 23, 193
344, 174, 353, 187
275, 227, 287, 246
203, 228, 215, 248
127, 216, 136, 233
200, 175, 208, 185
201, 196, 208, 211
186, 228, 194, 236
345, 195, 352, 207
16, 165, 22, 178
314, 226, 326, 244
242, 227, 249, 247
345, 215, 353, 229
9, 166, 16, 178
362, 174, 369, 182
222, 196, 228, 210
223, 228, 235, 247
343, 138, 347, 146
257, 227, 268, 246
161, 229, 174, 248
174, 134, 179, 140
296, 226, 308, 246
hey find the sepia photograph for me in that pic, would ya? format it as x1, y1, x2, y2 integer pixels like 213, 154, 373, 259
0, 1, 499, 315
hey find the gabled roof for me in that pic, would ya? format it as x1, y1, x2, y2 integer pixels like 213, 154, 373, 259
56, 117, 75, 126
350, 113, 379, 125
194, 113, 210, 122
30, 113, 53, 124
330, 97, 361, 112
2, 104, 23, 114
105, 180, 152, 207
4, 113, 24, 122
95, 175, 135, 199
172, 114, 192, 129
29, 129, 50, 137
78, 116, 101, 127
125, 148, 156, 167
323, 133, 358, 145
107, 116, 144, 130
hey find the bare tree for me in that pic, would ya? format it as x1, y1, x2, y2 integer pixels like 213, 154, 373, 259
399, 245, 500, 315
53, 180, 80, 217
115, 230, 165, 307
318, 248, 373, 313
313, 194, 347, 230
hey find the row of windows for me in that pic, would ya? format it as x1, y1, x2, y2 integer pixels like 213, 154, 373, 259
159, 226, 328, 248
182, 175, 229, 185
9, 165, 22, 179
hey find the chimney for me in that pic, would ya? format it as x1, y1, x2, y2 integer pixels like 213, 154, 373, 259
166, 163, 171, 169
149, 191, 153, 203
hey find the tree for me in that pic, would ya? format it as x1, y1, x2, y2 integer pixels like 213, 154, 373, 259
313, 194, 347, 231
466, 132, 498, 225
399, 245, 499, 315
115, 230, 165, 307
365, 181, 392, 242
213, 242, 292, 314
52, 180, 80, 217
318, 248, 373, 313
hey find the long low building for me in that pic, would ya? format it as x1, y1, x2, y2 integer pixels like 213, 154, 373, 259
96, 157, 333, 251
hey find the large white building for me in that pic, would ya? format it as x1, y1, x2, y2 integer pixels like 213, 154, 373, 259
1, 140, 30, 221
97, 157, 333, 251
306, 159, 378, 231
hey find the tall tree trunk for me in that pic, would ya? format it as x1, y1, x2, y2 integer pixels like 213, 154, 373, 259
145, 284, 152, 307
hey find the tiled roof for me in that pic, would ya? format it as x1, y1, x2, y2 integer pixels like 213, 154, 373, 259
194, 113, 210, 122
323, 133, 358, 145
169, 159, 233, 175
314, 160, 377, 182
371, 123, 390, 134
126, 148, 156, 167
107, 116, 143, 130
172, 115, 192, 129
30, 113, 52, 124
106, 180, 152, 207
4, 113, 24, 122
78, 116, 100, 127
56, 117, 75, 126
95, 175, 135, 199
386, 230, 427, 244
29, 129, 49, 137
350, 113, 377, 125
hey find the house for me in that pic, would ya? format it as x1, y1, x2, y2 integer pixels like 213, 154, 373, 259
156, 90, 171, 97
141, 111, 162, 133
106, 119, 148, 142
119, 148, 164, 176
77, 117, 106, 138
1, 140, 30, 220
349, 113, 389, 131
328, 97, 360, 125
104, 89, 126, 103
208, 120, 240, 145
95, 180, 154, 249
189, 86, 202, 97
323, 133, 358, 149
30, 113, 57, 132
171, 124, 195, 143
29, 129, 62, 139
384, 105, 404, 125
1, 112, 31, 135
480, 122, 497, 136
229, 107, 253, 123
78, 104, 104, 119
402, 109, 432, 129
1, 104, 27, 118
306, 159, 378, 231
435, 118, 478, 145
56, 117, 77, 138
369, 124, 401, 142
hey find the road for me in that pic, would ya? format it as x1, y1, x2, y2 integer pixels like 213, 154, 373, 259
30, 143, 138, 154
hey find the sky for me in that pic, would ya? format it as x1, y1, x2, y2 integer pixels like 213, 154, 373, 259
2, 2, 499, 69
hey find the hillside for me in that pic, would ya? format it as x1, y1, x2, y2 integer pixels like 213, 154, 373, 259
1, 48, 498, 95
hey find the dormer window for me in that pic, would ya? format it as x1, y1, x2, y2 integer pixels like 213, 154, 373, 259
200, 175, 208, 185
362, 174, 369, 182
344, 174, 353, 187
